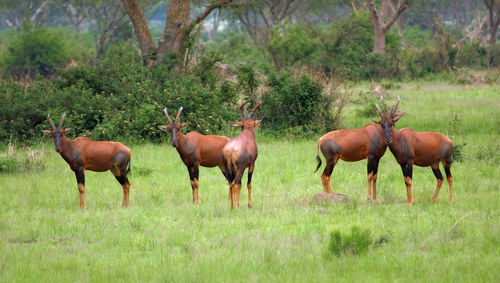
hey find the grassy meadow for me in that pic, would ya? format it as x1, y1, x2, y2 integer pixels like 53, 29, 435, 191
0, 82, 499, 282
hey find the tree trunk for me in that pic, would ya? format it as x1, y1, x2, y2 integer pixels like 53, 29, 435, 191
373, 26, 387, 54
122, 0, 157, 67
367, 0, 408, 54
490, 25, 499, 44
122, 0, 234, 71
157, 0, 190, 70
485, 0, 500, 45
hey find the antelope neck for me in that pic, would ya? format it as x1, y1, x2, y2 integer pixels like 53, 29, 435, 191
58, 136, 75, 162
240, 127, 256, 138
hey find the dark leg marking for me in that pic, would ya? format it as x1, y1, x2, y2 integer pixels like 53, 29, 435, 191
400, 161, 414, 204
320, 139, 341, 194
75, 167, 85, 209
247, 163, 254, 208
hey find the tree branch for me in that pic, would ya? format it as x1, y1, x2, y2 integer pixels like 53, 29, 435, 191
381, 0, 409, 31
186, 0, 247, 36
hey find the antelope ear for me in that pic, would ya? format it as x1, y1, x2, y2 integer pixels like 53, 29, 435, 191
158, 125, 170, 131
370, 118, 381, 125
63, 128, 71, 133
254, 120, 262, 127
179, 123, 189, 129
42, 130, 52, 135
231, 121, 243, 127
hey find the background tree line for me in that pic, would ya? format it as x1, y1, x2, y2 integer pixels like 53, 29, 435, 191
0, 0, 499, 142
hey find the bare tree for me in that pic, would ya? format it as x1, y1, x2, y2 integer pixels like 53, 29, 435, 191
0, 0, 48, 30
366, 0, 409, 54
58, 0, 89, 33
85, 0, 129, 60
121, 0, 241, 70
484, 0, 500, 45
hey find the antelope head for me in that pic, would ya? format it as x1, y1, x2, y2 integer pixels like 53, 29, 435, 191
159, 106, 188, 147
231, 102, 262, 129
42, 113, 71, 153
370, 96, 405, 145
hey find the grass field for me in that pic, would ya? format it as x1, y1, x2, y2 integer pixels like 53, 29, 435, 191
0, 82, 499, 282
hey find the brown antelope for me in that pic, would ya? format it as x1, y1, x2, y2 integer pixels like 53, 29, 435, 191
159, 107, 230, 204
314, 123, 387, 200
222, 102, 261, 209
42, 113, 131, 208
373, 96, 453, 204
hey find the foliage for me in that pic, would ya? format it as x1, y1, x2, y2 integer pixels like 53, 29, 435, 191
0, 44, 238, 142
237, 65, 260, 106
269, 22, 322, 68
321, 11, 401, 80
1, 25, 71, 78
328, 226, 373, 257
260, 70, 346, 137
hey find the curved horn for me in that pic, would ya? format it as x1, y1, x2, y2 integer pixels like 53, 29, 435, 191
58, 113, 66, 129
390, 96, 401, 114
175, 106, 183, 123
375, 104, 384, 119
393, 111, 406, 122
249, 102, 262, 118
163, 107, 173, 124
239, 102, 248, 119
380, 96, 389, 113
47, 114, 56, 130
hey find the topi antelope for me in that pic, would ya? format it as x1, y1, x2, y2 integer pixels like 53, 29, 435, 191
222, 102, 261, 209
314, 123, 387, 199
159, 107, 230, 204
43, 113, 131, 208
373, 96, 453, 204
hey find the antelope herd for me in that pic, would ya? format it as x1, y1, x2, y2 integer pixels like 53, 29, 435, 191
44, 97, 453, 209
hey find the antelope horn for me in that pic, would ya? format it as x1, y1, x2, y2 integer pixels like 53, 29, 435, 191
47, 114, 56, 130
375, 104, 384, 118
390, 96, 401, 114
175, 106, 183, 123
249, 102, 262, 118
163, 107, 173, 124
393, 111, 406, 122
58, 113, 66, 129
380, 96, 389, 114
239, 102, 248, 119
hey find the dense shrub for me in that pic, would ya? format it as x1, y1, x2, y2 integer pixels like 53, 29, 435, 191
2, 25, 71, 78
321, 11, 401, 80
0, 45, 239, 142
261, 70, 346, 136
269, 22, 322, 69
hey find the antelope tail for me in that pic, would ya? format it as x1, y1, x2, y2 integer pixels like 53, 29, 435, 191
314, 142, 322, 173
127, 161, 131, 174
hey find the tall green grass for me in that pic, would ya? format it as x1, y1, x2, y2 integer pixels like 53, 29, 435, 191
0, 83, 498, 282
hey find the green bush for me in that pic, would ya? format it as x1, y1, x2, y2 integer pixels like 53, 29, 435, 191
2, 25, 71, 78
261, 70, 345, 136
321, 11, 401, 80
269, 22, 322, 68
328, 226, 373, 257
0, 47, 238, 142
